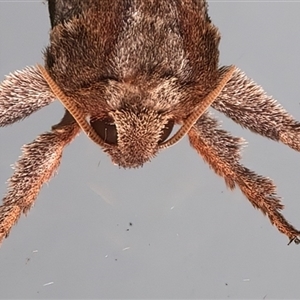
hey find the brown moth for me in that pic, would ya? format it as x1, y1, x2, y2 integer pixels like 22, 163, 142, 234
0, 0, 300, 245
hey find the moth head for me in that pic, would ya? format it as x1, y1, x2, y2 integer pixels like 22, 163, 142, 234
38, 64, 235, 169
90, 106, 174, 168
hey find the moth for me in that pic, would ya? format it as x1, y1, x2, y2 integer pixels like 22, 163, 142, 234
0, 0, 300, 245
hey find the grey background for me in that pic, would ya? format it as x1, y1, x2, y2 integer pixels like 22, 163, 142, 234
0, 1, 300, 299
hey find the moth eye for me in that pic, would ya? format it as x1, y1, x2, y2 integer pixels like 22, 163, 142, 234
90, 119, 118, 145
159, 119, 174, 144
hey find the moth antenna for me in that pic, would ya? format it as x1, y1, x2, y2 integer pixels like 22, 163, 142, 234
159, 65, 236, 149
37, 65, 108, 148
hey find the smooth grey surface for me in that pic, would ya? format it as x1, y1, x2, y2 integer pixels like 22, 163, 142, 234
0, 1, 300, 299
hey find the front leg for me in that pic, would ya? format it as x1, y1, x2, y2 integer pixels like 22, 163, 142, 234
0, 117, 80, 244
188, 112, 300, 244
213, 68, 300, 152
0, 66, 55, 126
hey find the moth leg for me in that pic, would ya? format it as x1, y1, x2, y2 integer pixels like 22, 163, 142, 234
213, 68, 300, 152
0, 66, 55, 126
188, 112, 300, 244
0, 112, 80, 244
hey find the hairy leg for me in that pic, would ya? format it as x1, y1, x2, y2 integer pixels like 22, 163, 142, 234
213, 68, 300, 152
0, 118, 79, 243
0, 66, 55, 126
188, 112, 300, 244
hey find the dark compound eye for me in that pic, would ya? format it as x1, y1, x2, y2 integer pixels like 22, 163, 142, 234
90, 119, 118, 145
159, 119, 174, 144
